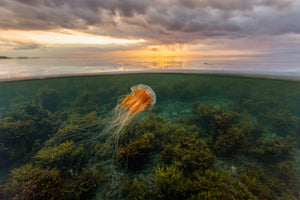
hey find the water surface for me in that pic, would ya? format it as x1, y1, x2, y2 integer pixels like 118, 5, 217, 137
1, 55, 300, 81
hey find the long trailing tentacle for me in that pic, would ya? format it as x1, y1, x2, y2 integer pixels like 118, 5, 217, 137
99, 103, 138, 156
56, 84, 156, 159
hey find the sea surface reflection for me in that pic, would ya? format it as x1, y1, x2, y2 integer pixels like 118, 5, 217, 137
0, 54, 300, 81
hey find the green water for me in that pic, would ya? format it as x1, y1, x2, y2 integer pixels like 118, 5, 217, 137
0, 73, 300, 199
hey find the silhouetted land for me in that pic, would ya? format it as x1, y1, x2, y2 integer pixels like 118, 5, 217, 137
0, 56, 12, 59
0, 56, 39, 59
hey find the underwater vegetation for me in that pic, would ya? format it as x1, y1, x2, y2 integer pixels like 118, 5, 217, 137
119, 178, 150, 200
254, 136, 296, 163
0, 74, 300, 199
0, 102, 58, 169
36, 88, 63, 112
34, 141, 84, 171
117, 138, 152, 170
160, 129, 215, 172
1, 163, 106, 200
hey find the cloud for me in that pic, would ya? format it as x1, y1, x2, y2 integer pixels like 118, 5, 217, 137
13, 43, 42, 50
0, 37, 44, 50
0, 0, 299, 45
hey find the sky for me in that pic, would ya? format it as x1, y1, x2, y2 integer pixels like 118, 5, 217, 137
0, 0, 300, 62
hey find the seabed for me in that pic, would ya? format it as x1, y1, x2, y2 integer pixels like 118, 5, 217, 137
0, 73, 300, 199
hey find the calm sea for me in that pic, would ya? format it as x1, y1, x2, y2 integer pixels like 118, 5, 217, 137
0, 55, 300, 81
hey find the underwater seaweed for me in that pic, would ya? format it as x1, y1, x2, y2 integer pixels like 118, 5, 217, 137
190, 169, 257, 200
117, 138, 152, 170
1, 162, 106, 200
2, 164, 63, 199
119, 178, 150, 200
36, 88, 63, 113
0, 103, 58, 168
153, 164, 189, 200
213, 127, 247, 156
1, 74, 300, 200
63, 166, 106, 200
239, 165, 272, 198
161, 130, 215, 173
239, 163, 299, 199
255, 136, 296, 163
34, 141, 84, 171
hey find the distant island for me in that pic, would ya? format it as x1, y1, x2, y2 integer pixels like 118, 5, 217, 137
0, 56, 12, 59
0, 56, 40, 59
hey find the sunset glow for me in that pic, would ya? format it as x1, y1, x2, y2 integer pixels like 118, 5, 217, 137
0, 30, 145, 45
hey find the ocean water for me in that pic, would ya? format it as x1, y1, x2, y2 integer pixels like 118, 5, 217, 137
0, 73, 300, 199
1, 55, 300, 81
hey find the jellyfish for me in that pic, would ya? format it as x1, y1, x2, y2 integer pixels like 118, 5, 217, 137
100, 84, 156, 153
59, 84, 156, 156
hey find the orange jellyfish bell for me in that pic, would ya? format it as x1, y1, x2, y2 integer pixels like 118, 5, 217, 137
122, 84, 156, 114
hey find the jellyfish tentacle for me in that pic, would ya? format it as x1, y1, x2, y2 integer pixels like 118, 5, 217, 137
96, 84, 156, 156
59, 84, 156, 158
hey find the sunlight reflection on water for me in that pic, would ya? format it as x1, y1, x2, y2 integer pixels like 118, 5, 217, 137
0, 55, 300, 81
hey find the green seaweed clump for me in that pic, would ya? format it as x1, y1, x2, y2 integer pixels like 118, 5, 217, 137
239, 165, 271, 199
161, 131, 215, 172
255, 136, 295, 163
188, 104, 233, 136
271, 110, 300, 137
0, 102, 58, 167
36, 88, 63, 112
63, 166, 106, 200
213, 127, 247, 156
276, 161, 296, 187
2, 163, 106, 200
117, 138, 152, 170
119, 178, 150, 200
153, 164, 190, 200
13, 170, 62, 200
239, 163, 299, 199
187, 104, 250, 157
190, 169, 257, 200
47, 111, 103, 145
271, 161, 299, 199
0, 118, 37, 164
34, 141, 84, 171
153, 165, 257, 200
2, 164, 63, 200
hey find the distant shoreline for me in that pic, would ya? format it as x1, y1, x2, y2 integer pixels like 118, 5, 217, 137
0, 56, 40, 59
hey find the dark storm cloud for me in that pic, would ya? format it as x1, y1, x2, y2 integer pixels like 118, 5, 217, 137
0, 0, 299, 43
